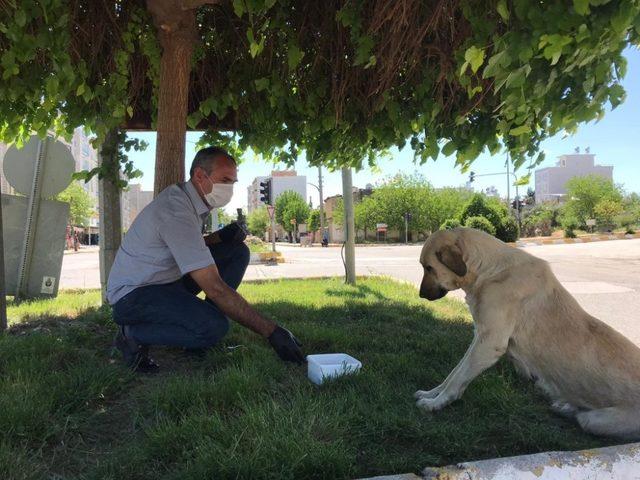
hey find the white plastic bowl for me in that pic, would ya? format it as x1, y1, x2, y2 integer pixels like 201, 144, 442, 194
306, 353, 362, 385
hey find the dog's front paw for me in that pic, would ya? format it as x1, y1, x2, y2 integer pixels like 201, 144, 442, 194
416, 395, 450, 412
414, 387, 442, 400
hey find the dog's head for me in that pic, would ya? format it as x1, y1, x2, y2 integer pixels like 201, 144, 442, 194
419, 229, 467, 300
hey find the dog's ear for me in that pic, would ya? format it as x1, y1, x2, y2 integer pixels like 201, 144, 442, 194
436, 244, 467, 277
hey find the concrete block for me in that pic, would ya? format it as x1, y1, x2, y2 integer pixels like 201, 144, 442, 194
422, 442, 640, 480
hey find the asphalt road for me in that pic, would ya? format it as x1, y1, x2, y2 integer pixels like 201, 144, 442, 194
60, 239, 640, 345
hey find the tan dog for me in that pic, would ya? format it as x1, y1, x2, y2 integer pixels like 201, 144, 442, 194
415, 227, 640, 440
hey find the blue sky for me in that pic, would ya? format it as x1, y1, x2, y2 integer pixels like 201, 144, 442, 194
127, 47, 640, 213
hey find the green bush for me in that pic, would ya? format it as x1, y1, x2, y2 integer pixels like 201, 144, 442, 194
464, 216, 496, 235
561, 216, 579, 238
496, 216, 520, 242
616, 213, 636, 234
440, 218, 461, 230
521, 203, 559, 237
459, 194, 503, 232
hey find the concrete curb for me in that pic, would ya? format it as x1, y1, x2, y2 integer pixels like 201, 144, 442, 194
516, 232, 640, 247
420, 442, 640, 480
249, 251, 284, 265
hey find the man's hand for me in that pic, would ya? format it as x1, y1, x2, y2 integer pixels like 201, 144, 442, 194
268, 326, 305, 364
218, 222, 247, 244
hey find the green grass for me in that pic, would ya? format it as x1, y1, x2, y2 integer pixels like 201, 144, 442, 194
1, 278, 613, 479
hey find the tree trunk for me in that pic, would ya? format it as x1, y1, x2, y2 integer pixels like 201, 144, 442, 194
147, 1, 200, 196
98, 130, 123, 304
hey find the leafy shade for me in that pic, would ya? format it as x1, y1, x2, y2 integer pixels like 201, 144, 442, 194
1, 0, 639, 182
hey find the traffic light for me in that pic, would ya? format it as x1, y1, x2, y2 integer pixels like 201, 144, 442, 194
469, 171, 475, 183
259, 179, 272, 205
404, 212, 413, 222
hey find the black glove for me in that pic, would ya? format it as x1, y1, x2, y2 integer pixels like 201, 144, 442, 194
268, 326, 305, 364
218, 222, 247, 244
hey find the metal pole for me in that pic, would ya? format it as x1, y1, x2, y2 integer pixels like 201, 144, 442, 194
271, 214, 276, 253
318, 166, 325, 244
341, 167, 356, 285
0, 189, 7, 331
16, 137, 48, 299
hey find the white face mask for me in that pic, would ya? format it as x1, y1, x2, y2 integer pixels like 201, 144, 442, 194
203, 175, 234, 208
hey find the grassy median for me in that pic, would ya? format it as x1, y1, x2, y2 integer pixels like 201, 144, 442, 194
0, 278, 612, 479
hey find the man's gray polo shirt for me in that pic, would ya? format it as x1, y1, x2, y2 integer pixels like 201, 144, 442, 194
107, 181, 214, 305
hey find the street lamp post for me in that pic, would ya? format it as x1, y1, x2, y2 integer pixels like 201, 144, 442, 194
469, 166, 522, 230
308, 166, 325, 244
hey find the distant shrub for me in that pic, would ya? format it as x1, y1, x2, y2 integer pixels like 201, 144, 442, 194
561, 216, 579, 238
496, 216, 520, 243
440, 218, 461, 230
459, 194, 503, 232
464, 216, 496, 236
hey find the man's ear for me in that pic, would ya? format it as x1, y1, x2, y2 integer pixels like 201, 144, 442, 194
436, 243, 467, 277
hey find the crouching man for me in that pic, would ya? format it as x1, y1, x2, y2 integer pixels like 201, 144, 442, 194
107, 147, 304, 372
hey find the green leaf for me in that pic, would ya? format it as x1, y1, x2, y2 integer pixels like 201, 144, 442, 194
254, 77, 270, 91
288, 43, 305, 70
442, 140, 457, 156
573, 0, 590, 15
464, 46, 485, 74
509, 125, 531, 136
611, 2, 634, 33
15, 9, 27, 27
249, 35, 265, 58
497, 0, 510, 21
76, 83, 85, 96
609, 84, 626, 108
126, 106, 133, 117
233, 0, 245, 17
515, 173, 531, 186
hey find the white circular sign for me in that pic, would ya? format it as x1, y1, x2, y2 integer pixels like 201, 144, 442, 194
3, 135, 75, 198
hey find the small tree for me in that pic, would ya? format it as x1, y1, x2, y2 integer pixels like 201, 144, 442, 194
275, 190, 310, 238
247, 206, 270, 237
459, 194, 503, 232
354, 196, 380, 241
217, 209, 235, 227
55, 181, 95, 227
307, 209, 324, 242
594, 199, 623, 229
465, 216, 496, 236
564, 175, 623, 225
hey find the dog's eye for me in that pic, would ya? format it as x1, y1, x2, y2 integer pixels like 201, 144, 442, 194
425, 265, 434, 273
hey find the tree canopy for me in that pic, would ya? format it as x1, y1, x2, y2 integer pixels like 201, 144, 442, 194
2, 0, 639, 190
275, 190, 309, 234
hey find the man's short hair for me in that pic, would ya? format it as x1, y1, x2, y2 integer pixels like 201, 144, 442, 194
189, 147, 236, 177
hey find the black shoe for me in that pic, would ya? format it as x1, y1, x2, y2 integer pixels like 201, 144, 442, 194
114, 327, 159, 373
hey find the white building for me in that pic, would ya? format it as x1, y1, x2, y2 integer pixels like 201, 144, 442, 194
535, 151, 613, 203
247, 170, 307, 212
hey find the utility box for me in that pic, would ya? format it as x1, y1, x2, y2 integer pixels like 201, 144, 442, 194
2, 194, 69, 298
